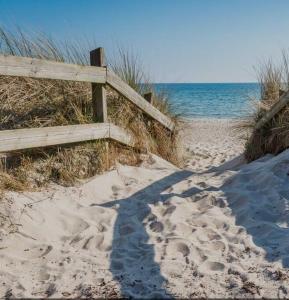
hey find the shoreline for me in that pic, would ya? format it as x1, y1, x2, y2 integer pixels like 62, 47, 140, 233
180, 116, 247, 122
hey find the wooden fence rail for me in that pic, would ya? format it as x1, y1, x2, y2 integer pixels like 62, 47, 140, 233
0, 48, 174, 153
0, 52, 174, 130
0, 55, 106, 83
106, 69, 174, 130
0, 123, 134, 152
255, 90, 289, 130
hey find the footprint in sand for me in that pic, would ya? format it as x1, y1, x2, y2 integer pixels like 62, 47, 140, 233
199, 261, 225, 273
197, 182, 209, 189
212, 197, 227, 208
69, 235, 83, 245
176, 242, 190, 256
38, 269, 50, 281
174, 222, 194, 237
39, 245, 53, 258
119, 223, 135, 236
111, 185, 121, 198
149, 221, 164, 233
207, 240, 227, 256
81, 234, 109, 251
210, 240, 226, 251
21, 244, 53, 259
166, 186, 174, 193
163, 205, 176, 216
196, 228, 222, 243
82, 236, 93, 250
166, 241, 190, 257
60, 217, 90, 235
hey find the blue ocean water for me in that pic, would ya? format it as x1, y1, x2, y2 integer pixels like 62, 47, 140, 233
154, 83, 260, 119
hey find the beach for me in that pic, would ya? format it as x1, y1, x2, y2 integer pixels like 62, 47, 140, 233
1, 118, 289, 298
181, 118, 245, 171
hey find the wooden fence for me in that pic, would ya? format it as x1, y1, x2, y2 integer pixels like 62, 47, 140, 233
255, 90, 289, 130
0, 48, 174, 153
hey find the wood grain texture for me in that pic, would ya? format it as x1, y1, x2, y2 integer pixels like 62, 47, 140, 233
255, 90, 289, 130
106, 70, 174, 131
0, 123, 134, 152
109, 124, 134, 146
0, 55, 106, 83
90, 48, 107, 122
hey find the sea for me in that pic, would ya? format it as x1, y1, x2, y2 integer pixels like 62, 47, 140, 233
154, 83, 260, 119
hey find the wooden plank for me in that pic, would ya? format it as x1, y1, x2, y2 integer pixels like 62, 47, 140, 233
90, 48, 107, 122
0, 53, 175, 131
0, 54, 106, 83
144, 92, 153, 104
0, 123, 134, 152
255, 90, 289, 130
110, 124, 134, 146
106, 69, 174, 131
0, 124, 109, 152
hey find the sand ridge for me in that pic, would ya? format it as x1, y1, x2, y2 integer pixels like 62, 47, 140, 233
1, 119, 289, 298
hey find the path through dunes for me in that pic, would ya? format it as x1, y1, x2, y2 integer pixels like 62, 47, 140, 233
1, 120, 289, 298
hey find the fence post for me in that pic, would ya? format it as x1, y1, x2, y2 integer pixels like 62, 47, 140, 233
90, 47, 109, 169
144, 92, 153, 105
90, 47, 107, 122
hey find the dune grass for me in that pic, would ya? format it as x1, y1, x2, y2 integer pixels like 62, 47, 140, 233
243, 52, 289, 161
0, 27, 182, 190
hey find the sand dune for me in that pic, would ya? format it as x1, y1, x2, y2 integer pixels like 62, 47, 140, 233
1, 119, 289, 298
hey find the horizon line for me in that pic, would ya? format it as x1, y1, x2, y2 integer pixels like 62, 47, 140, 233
152, 81, 259, 84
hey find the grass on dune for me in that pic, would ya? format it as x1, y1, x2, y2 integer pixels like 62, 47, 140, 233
0, 27, 182, 191
243, 51, 289, 162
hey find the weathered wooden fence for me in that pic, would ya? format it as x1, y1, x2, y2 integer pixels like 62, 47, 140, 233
0, 48, 174, 153
255, 90, 289, 130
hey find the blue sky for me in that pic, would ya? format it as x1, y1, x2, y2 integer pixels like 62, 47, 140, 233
1, 0, 289, 83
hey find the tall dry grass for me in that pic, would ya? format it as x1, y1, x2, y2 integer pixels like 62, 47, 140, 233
0, 27, 181, 190
244, 52, 289, 161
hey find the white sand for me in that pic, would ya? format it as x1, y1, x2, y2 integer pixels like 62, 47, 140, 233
1, 118, 289, 298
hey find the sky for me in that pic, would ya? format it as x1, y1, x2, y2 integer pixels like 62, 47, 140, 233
1, 0, 289, 83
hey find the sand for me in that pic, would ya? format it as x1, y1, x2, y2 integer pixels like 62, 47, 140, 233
1, 118, 289, 298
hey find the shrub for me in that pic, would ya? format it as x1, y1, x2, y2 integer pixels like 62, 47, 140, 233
243, 52, 289, 162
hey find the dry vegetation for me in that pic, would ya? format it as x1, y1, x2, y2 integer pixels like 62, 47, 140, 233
0, 27, 181, 190
244, 52, 289, 162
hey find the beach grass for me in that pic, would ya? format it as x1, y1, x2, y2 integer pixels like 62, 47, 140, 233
0, 27, 181, 190
243, 52, 289, 161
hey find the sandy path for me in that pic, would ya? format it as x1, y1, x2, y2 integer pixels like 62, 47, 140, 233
1, 119, 289, 298
181, 118, 245, 171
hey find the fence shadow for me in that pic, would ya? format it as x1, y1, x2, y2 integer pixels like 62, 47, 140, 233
94, 170, 194, 298
91, 153, 289, 297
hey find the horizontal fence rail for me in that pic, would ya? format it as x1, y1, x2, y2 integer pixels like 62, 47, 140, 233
0, 53, 174, 131
0, 48, 174, 154
255, 90, 289, 130
0, 55, 106, 83
107, 70, 174, 130
0, 123, 134, 152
